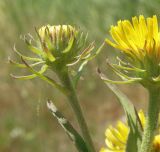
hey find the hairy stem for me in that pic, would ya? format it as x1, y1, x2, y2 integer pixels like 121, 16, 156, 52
140, 88, 160, 152
57, 69, 96, 152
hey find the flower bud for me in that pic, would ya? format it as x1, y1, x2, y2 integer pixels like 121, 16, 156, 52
36, 25, 93, 70
10, 24, 97, 83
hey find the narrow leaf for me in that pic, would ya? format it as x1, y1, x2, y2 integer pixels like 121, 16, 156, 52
47, 100, 89, 152
105, 84, 142, 152
98, 69, 142, 152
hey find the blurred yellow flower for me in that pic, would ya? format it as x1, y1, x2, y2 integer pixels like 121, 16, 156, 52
100, 110, 160, 152
106, 15, 160, 62
154, 135, 160, 151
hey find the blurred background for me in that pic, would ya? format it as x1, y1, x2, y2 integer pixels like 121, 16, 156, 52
0, 0, 159, 151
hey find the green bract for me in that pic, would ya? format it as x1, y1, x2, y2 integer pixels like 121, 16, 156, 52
9, 25, 99, 86
37, 25, 94, 70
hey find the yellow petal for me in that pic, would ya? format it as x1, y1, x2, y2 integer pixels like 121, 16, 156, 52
139, 15, 148, 40
138, 109, 146, 128
110, 26, 129, 49
105, 39, 131, 54
152, 15, 158, 41
117, 121, 129, 140
153, 134, 160, 150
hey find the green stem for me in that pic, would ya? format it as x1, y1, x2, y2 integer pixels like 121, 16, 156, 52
140, 88, 160, 152
57, 69, 96, 152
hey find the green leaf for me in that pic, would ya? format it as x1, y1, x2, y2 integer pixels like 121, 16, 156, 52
47, 100, 89, 152
104, 83, 142, 152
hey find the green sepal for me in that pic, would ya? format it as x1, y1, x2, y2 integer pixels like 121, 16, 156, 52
13, 45, 42, 62
85, 42, 105, 61
10, 74, 37, 80
72, 60, 88, 88
111, 63, 145, 72
20, 57, 67, 95
47, 100, 89, 152
10, 64, 48, 80
62, 37, 74, 53
98, 69, 142, 84
42, 42, 56, 62
80, 42, 95, 59
25, 38, 43, 56
9, 58, 45, 68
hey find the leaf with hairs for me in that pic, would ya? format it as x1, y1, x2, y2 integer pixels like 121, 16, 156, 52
98, 75, 142, 152
47, 100, 89, 152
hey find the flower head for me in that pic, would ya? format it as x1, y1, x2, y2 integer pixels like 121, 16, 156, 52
9, 25, 98, 87
100, 110, 160, 152
38, 25, 77, 60
37, 25, 94, 69
101, 15, 160, 87
106, 15, 160, 62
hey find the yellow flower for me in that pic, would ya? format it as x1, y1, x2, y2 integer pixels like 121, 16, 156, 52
100, 110, 160, 152
153, 135, 160, 151
106, 15, 160, 62
102, 15, 160, 87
